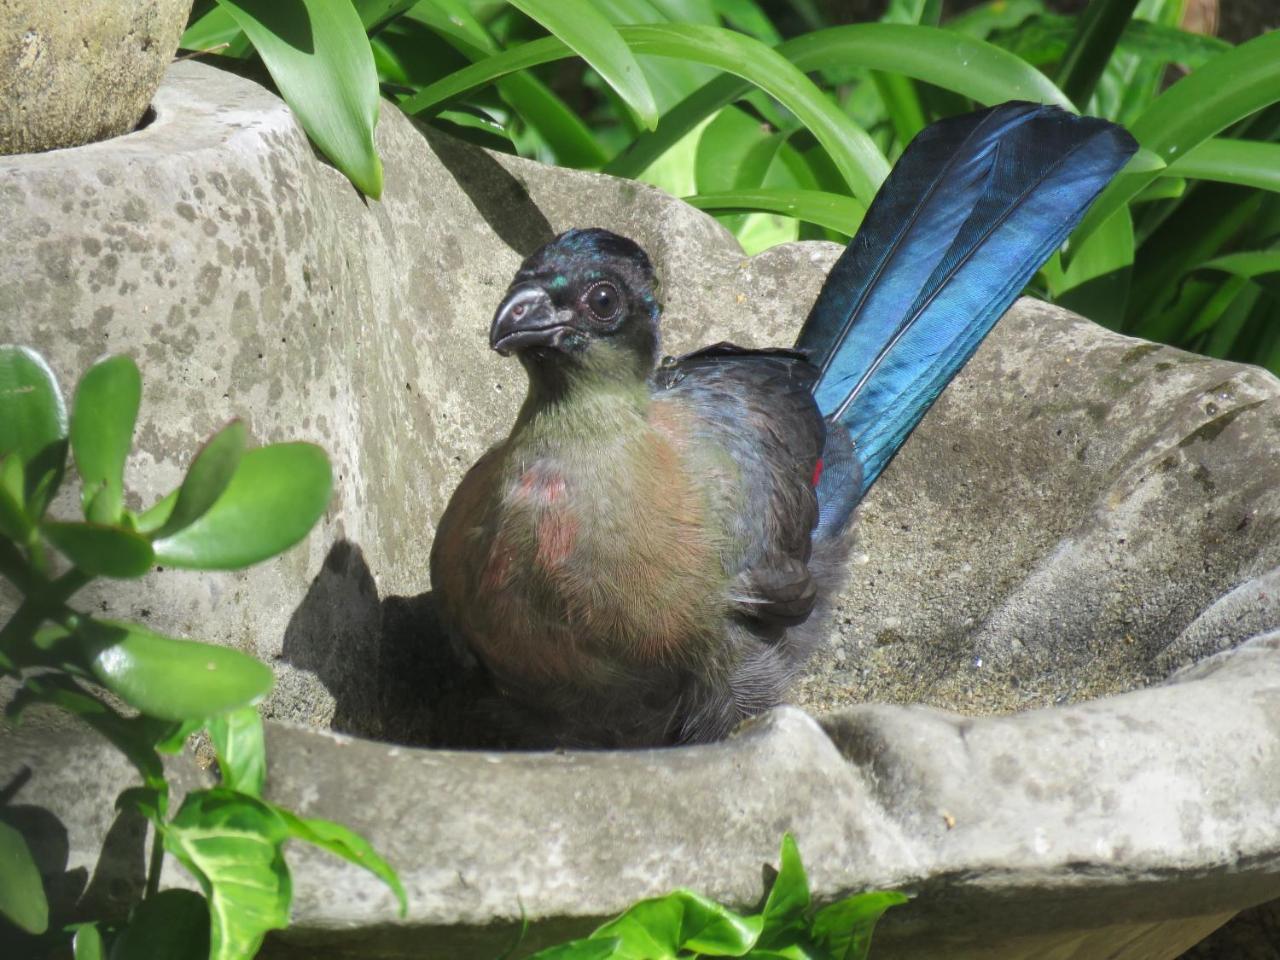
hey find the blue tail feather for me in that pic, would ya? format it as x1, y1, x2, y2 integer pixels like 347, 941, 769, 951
803, 102, 1136, 538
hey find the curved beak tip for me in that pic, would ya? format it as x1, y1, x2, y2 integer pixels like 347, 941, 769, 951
490, 284, 568, 355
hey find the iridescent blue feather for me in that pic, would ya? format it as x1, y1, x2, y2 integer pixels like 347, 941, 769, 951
799, 102, 1136, 538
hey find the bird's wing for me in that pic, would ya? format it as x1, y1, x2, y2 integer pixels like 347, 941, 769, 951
652, 343, 826, 639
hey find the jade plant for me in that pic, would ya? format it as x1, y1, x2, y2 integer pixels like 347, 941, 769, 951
0, 345, 405, 959
526, 835, 907, 960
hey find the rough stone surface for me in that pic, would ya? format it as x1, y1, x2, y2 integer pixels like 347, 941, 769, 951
0, 0, 191, 155
3, 61, 1280, 959
5, 636, 1280, 958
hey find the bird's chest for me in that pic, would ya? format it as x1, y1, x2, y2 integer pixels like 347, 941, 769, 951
444, 425, 727, 680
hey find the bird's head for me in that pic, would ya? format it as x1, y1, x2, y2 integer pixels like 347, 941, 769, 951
490, 229, 661, 390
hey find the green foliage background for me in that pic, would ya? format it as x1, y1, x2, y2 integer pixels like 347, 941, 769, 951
184, 0, 1280, 375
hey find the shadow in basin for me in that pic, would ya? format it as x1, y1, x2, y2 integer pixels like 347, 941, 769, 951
281, 540, 553, 749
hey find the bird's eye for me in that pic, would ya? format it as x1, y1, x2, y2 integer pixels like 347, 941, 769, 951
584, 282, 621, 322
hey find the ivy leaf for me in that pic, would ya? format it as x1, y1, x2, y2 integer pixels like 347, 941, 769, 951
525, 940, 622, 960
274, 807, 407, 916
593, 889, 763, 959
760, 834, 811, 941
810, 890, 909, 960
164, 789, 292, 960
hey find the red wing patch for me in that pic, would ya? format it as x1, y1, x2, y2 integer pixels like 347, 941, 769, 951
811, 457, 824, 488
536, 509, 578, 570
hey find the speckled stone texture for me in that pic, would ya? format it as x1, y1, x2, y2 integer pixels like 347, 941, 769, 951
2, 61, 1280, 959
0, 0, 191, 154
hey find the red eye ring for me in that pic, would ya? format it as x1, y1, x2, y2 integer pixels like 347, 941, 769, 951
583, 281, 621, 322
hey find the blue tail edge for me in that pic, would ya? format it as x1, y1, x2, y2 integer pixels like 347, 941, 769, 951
801, 101, 1138, 540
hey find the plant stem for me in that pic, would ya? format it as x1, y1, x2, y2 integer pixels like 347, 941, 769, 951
145, 823, 165, 899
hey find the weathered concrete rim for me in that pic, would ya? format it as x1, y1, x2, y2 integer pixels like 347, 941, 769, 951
259, 633, 1280, 939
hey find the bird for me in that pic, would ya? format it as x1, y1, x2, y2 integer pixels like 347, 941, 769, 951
429, 101, 1137, 748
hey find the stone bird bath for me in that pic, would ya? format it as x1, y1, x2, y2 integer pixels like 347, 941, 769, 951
2, 61, 1279, 959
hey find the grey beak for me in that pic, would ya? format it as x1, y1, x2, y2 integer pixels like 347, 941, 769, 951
490, 284, 571, 356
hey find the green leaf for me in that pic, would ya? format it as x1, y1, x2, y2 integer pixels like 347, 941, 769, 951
42, 521, 155, 578
1114, 17, 1232, 69
81, 618, 273, 722
1186, 275, 1254, 347
593, 889, 764, 959
1133, 177, 1185, 203
713, 0, 781, 43
134, 489, 179, 536
945, 0, 1043, 40
153, 442, 331, 570
1197, 251, 1280, 281
215, 0, 383, 197
117, 786, 167, 823
403, 24, 891, 206
155, 717, 206, 754
207, 706, 266, 797
694, 106, 781, 195
508, 0, 658, 130
70, 354, 140, 525
112, 889, 211, 960
181, 5, 253, 56
526, 940, 621, 960
575, 0, 720, 116
165, 789, 292, 960
0, 345, 68, 519
354, 0, 418, 32
0, 453, 31, 543
0, 819, 48, 934
403, 1, 608, 167
71, 922, 105, 960
1126, 182, 1264, 335
1073, 30, 1280, 248
811, 891, 908, 960
274, 807, 408, 916
606, 23, 1071, 181
155, 420, 247, 539
685, 189, 864, 235
1053, 0, 1140, 109
1049, 207, 1134, 329
9, 674, 167, 788
1165, 139, 1280, 194
761, 834, 810, 934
